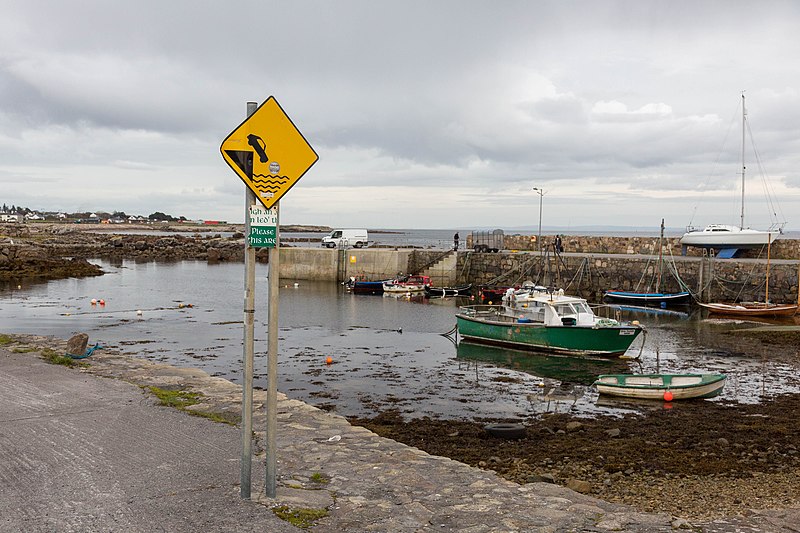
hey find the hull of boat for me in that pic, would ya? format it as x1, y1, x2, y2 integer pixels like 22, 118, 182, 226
455, 313, 642, 357
383, 284, 426, 293
680, 229, 777, 249
351, 281, 385, 294
604, 291, 692, 305
425, 284, 472, 297
699, 302, 798, 317
594, 373, 727, 400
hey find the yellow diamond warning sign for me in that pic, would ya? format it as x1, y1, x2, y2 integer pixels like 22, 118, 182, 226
220, 97, 318, 209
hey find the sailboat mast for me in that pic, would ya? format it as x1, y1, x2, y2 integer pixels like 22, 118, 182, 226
740, 93, 746, 230
656, 218, 664, 292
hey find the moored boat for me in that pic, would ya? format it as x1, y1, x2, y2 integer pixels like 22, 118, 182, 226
698, 222, 798, 318
698, 301, 798, 318
383, 275, 431, 294
593, 373, 727, 400
425, 284, 472, 297
604, 291, 692, 306
455, 290, 643, 357
605, 219, 694, 306
345, 277, 388, 295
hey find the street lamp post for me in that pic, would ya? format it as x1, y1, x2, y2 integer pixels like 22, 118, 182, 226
532, 187, 544, 253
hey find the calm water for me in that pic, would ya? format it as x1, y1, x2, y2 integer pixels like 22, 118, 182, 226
2, 258, 799, 420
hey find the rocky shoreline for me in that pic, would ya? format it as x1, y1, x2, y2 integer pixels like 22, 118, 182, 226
1, 222, 282, 279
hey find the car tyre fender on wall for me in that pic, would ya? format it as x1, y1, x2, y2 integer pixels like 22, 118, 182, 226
484, 423, 527, 439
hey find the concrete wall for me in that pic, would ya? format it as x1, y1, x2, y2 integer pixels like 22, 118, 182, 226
279, 248, 412, 282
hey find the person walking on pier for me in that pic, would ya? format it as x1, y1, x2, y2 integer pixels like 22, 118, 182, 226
453, 232, 460, 250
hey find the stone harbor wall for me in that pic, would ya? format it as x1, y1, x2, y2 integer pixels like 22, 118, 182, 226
455, 251, 800, 304
467, 232, 800, 260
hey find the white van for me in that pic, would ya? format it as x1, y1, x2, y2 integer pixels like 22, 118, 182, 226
321, 229, 369, 249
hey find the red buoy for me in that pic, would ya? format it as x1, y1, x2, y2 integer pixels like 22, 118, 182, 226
663, 390, 674, 402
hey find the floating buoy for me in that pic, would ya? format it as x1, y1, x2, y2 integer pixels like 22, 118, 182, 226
136, 310, 143, 316
663, 390, 674, 402
91, 298, 97, 305
178, 303, 184, 308
293, 282, 299, 288
99, 299, 105, 305
325, 356, 333, 365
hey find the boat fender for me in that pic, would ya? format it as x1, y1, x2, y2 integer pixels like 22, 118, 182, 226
484, 423, 527, 439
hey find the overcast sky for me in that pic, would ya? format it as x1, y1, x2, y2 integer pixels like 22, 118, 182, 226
2, 1, 800, 231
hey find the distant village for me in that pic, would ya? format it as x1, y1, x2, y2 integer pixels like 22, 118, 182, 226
0, 204, 226, 225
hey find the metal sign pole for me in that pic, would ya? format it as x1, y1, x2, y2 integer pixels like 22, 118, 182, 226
240, 101, 258, 499
265, 204, 280, 497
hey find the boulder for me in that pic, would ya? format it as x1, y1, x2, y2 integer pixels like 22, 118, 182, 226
66, 333, 89, 356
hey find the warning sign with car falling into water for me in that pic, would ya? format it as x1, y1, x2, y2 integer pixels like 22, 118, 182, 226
220, 97, 318, 209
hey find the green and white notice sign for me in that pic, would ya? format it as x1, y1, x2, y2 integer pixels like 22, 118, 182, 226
248, 205, 277, 248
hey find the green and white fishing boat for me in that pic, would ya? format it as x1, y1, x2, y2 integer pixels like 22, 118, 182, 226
455, 288, 643, 357
594, 373, 727, 400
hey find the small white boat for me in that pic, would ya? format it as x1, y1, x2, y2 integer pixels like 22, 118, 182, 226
594, 373, 727, 400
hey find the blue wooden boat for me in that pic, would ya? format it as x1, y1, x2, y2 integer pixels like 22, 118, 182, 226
603, 290, 692, 306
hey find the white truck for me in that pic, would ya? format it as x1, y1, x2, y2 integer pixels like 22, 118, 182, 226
321, 229, 369, 249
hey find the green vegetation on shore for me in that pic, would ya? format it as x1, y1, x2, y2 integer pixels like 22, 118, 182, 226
145, 385, 240, 425
272, 506, 329, 529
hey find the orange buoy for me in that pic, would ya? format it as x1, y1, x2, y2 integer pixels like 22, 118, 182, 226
326, 356, 333, 365
663, 390, 674, 402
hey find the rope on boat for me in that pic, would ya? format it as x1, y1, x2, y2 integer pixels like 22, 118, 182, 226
620, 327, 646, 360
440, 324, 458, 338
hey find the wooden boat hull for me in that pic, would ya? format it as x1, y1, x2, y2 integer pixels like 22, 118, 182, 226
594, 373, 727, 400
699, 302, 798, 318
604, 291, 692, 306
455, 313, 642, 357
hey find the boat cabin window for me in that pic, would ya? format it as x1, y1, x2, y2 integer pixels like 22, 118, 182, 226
554, 302, 592, 317
553, 304, 574, 317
